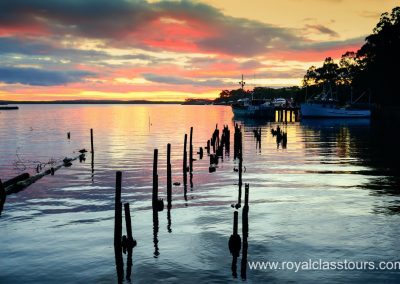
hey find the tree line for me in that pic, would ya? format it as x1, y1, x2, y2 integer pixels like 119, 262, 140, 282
216, 6, 400, 107
304, 6, 400, 106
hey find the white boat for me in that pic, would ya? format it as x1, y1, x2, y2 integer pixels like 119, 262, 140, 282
232, 99, 275, 118
301, 85, 371, 118
301, 102, 371, 118
272, 98, 287, 107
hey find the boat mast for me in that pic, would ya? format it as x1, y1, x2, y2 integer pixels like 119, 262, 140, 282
239, 74, 246, 90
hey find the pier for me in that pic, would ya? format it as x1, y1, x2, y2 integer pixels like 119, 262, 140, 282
274, 106, 300, 122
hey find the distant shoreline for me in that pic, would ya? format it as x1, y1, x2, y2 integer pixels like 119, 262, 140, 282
0, 100, 185, 105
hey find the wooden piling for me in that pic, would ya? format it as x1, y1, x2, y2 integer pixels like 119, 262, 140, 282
124, 203, 135, 249
233, 211, 238, 235
114, 171, 124, 282
189, 127, 193, 173
5, 154, 85, 195
0, 179, 6, 216
90, 129, 94, 154
152, 149, 158, 210
2, 173, 30, 188
67, 132, 70, 139
239, 156, 242, 187
183, 134, 187, 173
183, 134, 188, 187
207, 140, 210, 155
167, 144, 172, 209
90, 129, 94, 182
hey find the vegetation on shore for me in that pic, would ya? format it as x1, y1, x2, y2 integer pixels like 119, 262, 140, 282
216, 6, 400, 108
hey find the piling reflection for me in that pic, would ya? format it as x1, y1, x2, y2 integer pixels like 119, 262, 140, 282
228, 211, 241, 278
241, 184, 249, 280
301, 118, 400, 214
167, 206, 172, 233
153, 210, 160, 258
123, 203, 136, 282
90, 128, 95, 183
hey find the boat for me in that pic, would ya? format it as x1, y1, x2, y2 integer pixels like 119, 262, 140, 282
272, 98, 287, 107
231, 75, 275, 118
301, 85, 371, 118
231, 98, 275, 118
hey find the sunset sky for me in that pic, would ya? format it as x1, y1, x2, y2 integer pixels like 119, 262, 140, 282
0, 0, 398, 101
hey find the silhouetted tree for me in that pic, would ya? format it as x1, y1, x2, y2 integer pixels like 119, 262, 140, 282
303, 6, 400, 106
356, 6, 400, 105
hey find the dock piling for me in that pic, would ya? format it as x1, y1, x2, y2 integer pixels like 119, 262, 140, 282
0, 179, 5, 216
189, 127, 193, 173
90, 129, 94, 154
114, 171, 124, 282
167, 144, 172, 209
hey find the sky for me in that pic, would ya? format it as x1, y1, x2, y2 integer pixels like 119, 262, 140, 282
0, 0, 398, 101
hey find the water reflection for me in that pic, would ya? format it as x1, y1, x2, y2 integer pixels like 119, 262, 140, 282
300, 118, 400, 214
167, 206, 172, 233
2, 105, 400, 283
228, 211, 241, 278
153, 210, 159, 258
241, 183, 249, 281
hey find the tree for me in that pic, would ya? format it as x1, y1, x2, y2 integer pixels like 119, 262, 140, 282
303, 6, 400, 106
303, 57, 340, 87
356, 7, 400, 105
338, 51, 358, 85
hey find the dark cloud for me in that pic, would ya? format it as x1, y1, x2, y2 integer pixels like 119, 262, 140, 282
305, 24, 339, 37
143, 73, 227, 87
239, 60, 264, 70
0, 0, 303, 56
298, 36, 365, 51
0, 67, 94, 86
257, 69, 307, 79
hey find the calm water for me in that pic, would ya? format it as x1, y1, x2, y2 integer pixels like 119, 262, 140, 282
1, 105, 399, 283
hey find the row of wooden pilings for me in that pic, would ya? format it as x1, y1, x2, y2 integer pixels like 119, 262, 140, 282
112, 122, 251, 281
229, 123, 250, 279
275, 107, 300, 123
0, 128, 96, 216
114, 171, 136, 283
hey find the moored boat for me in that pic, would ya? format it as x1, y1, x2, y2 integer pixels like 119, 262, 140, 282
231, 99, 275, 118
301, 84, 371, 118
301, 102, 370, 118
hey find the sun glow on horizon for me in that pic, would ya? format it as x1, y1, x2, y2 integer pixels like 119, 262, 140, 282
0, 0, 397, 101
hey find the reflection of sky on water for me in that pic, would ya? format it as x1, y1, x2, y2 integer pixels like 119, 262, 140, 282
0, 105, 399, 283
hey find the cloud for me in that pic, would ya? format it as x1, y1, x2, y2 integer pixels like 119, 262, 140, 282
300, 36, 365, 51
143, 73, 227, 87
305, 24, 339, 37
0, 0, 304, 56
0, 67, 94, 86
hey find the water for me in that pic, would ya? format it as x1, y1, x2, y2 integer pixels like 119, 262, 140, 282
1, 105, 399, 283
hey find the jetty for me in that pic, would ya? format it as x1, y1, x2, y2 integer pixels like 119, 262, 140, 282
275, 106, 300, 122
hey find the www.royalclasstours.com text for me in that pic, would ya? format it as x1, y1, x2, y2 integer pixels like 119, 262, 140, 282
248, 259, 400, 272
